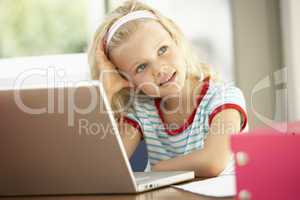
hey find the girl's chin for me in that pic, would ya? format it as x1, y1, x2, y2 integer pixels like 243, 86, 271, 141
141, 88, 181, 98
159, 86, 183, 97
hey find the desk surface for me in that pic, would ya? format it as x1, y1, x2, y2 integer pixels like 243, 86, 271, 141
2, 181, 234, 200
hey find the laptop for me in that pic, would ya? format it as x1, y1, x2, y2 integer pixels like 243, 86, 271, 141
231, 122, 300, 200
0, 81, 194, 196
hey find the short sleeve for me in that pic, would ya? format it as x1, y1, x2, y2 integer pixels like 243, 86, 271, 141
206, 85, 248, 132
120, 111, 143, 136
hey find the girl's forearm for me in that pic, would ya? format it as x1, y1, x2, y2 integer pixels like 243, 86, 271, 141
152, 148, 230, 178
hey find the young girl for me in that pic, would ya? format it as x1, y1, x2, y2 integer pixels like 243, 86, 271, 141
88, 0, 247, 178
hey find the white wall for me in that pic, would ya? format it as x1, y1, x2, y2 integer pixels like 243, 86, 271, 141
87, 0, 106, 40
231, 0, 284, 129
280, 0, 300, 121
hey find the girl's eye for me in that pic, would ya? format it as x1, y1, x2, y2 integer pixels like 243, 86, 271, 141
158, 46, 168, 56
136, 63, 148, 73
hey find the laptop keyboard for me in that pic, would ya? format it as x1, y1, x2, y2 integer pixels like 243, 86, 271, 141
135, 176, 151, 181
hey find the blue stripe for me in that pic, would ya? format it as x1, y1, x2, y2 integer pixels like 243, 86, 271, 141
142, 114, 160, 119
146, 141, 173, 149
168, 134, 202, 144
138, 114, 155, 119
137, 102, 153, 107
136, 115, 158, 121
149, 156, 161, 162
157, 134, 168, 138
145, 143, 175, 154
147, 121, 163, 125
148, 154, 170, 161
146, 139, 202, 153
146, 143, 171, 150
170, 139, 202, 149
146, 138, 185, 148
145, 142, 164, 148
148, 144, 201, 158
171, 144, 202, 154
137, 106, 155, 113
144, 133, 202, 145
141, 122, 153, 127
148, 149, 172, 158
144, 136, 166, 141
144, 121, 205, 132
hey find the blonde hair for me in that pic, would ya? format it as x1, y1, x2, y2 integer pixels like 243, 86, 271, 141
88, 0, 212, 113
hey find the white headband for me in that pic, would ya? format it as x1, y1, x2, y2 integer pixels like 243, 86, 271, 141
103, 10, 158, 54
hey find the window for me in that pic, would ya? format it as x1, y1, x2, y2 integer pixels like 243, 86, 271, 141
0, 0, 107, 84
0, 0, 88, 58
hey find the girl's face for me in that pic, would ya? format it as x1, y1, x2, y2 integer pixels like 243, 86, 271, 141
110, 20, 187, 98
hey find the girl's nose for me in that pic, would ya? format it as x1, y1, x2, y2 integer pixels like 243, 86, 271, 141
152, 65, 168, 79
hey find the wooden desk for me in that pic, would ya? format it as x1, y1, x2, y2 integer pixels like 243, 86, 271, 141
1, 181, 234, 200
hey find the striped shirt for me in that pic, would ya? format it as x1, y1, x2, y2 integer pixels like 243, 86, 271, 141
123, 77, 248, 172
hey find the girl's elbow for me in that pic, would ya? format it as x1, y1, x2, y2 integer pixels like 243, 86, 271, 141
205, 152, 232, 177
195, 161, 226, 178
208, 163, 225, 177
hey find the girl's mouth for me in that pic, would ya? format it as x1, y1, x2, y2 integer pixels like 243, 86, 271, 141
159, 71, 177, 86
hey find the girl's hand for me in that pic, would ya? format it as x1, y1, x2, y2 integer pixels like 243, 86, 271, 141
95, 41, 131, 101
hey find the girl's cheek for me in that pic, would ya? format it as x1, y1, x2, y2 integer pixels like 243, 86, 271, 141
134, 77, 154, 91
132, 78, 140, 88
166, 48, 180, 63
133, 77, 145, 89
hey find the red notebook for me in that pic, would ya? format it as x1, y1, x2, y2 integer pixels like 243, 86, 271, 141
231, 121, 300, 200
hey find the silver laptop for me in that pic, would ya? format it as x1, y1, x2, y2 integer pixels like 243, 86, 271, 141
0, 81, 194, 196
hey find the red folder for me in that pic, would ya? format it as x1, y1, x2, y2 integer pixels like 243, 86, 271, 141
231, 121, 300, 200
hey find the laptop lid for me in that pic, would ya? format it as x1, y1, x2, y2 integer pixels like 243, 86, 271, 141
0, 82, 137, 196
231, 122, 300, 200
